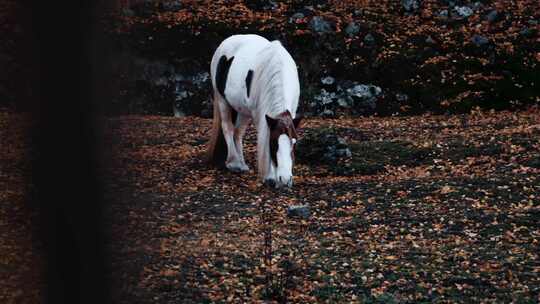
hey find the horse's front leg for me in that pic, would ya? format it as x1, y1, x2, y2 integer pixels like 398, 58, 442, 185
217, 99, 244, 173
234, 114, 251, 172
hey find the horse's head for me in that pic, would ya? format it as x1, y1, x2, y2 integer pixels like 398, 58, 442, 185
265, 110, 302, 188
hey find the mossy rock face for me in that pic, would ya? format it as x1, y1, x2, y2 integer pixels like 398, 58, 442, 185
296, 127, 352, 165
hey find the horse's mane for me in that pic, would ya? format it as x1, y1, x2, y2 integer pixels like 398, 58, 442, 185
254, 41, 290, 117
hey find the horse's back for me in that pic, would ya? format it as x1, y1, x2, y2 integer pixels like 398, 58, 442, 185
211, 35, 270, 114
210, 34, 269, 85
211, 34, 299, 118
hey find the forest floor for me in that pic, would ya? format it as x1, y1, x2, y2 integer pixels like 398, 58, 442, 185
101, 109, 540, 303
1, 109, 540, 303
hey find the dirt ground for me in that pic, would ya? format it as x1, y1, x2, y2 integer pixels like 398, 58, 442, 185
1, 109, 539, 303
101, 109, 540, 303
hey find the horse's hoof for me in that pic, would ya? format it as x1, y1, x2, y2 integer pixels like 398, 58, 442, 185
226, 162, 249, 173
228, 166, 242, 173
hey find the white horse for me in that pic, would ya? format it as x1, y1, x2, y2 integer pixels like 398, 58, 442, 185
206, 34, 301, 188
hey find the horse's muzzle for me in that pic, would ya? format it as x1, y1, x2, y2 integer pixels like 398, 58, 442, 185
264, 177, 293, 188
279, 176, 293, 188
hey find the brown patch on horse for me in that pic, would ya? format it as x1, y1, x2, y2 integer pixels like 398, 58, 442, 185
265, 110, 300, 166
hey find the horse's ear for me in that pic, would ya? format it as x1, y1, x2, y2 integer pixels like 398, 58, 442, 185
266, 115, 278, 130
293, 116, 302, 129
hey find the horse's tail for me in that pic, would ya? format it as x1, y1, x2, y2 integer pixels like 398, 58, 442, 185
206, 93, 227, 167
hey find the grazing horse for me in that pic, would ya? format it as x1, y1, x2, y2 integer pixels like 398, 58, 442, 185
207, 34, 302, 188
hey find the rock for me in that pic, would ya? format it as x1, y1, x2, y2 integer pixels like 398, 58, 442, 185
289, 12, 305, 23
162, 0, 182, 11
337, 98, 349, 108
471, 2, 484, 11
311, 80, 383, 116
336, 148, 352, 157
173, 104, 185, 117
263, 0, 278, 10
191, 72, 210, 88
314, 89, 337, 105
401, 0, 420, 12
454, 6, 473, 18
485, 9, 499, 22
310, 16, 332, 33
173, 74, 186, 82
520, 27, 534, 37
322, 109, 335, 117
287, 205, 310, 218
471, 34, 489, 47
296, 128, 352, 165
364, 33, 375, 44
347, 84, 381, 104
321, 134, 350, 160
174, 90, 191, 101
345, 22, 360, 37
396, 93, 409, 102
438, 9, 449, 18
425, 35, 436, 44
321, 76, 335, 85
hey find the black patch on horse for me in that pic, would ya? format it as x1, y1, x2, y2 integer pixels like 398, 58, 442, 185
216, 55, 234, 99
245, 70, 254, 98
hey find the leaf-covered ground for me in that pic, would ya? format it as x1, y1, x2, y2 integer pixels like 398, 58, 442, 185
1, 109, 539, 303
100, 108, 540, 303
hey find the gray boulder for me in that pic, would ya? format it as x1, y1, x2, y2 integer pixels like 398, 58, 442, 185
520, 27, 534, 37
310, 16, 332, 33
345, 22, 360, 37
438, 9, 449, 18
485, 10, 499, 22
346, 84, 382, 110
287, 205, 310, 218
401, 0, 420, 12
162, 0, 182, 11
289, 12, 305, 23
321, 76, 336, 85
396, 93, 409, 102
314, 89, 337, 105
471, 34, 489, 47
364, 33, 375, 45
454, 6, 473, 18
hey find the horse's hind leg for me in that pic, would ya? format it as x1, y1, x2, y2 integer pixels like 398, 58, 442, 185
234, 114, 251, 172
216, 96, 245, 173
